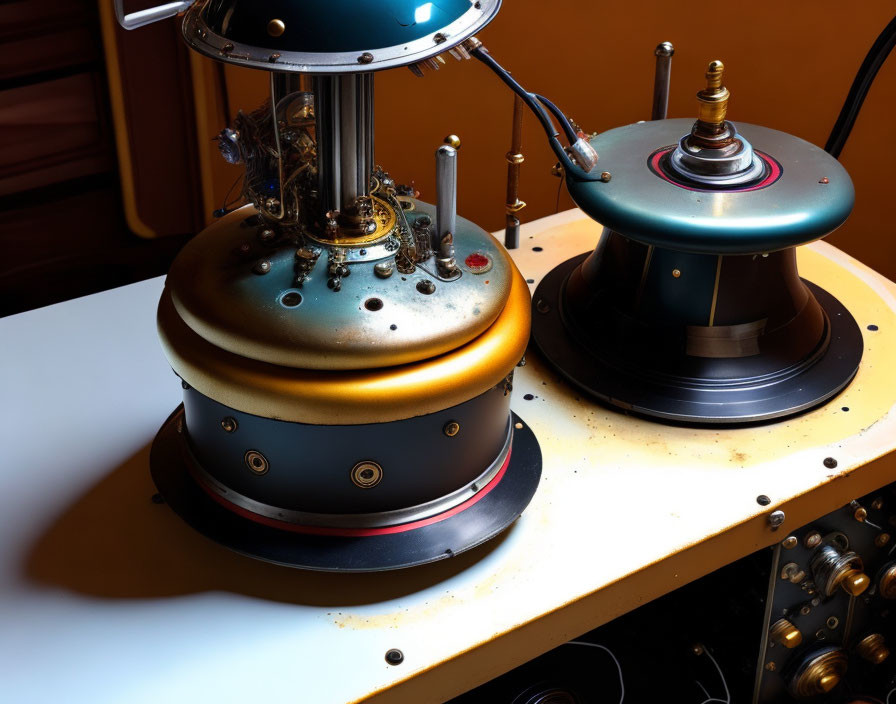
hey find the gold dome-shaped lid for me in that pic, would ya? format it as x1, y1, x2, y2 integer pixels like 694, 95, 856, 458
166, 203, 514, 371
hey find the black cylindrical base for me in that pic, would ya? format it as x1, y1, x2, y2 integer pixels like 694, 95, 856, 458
532, 252, 863, 424
149, 407, 542, 571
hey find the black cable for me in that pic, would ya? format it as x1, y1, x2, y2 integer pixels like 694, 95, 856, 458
534, 93, 579, 143
470, 46, 598, 181
825, 13, 896, 158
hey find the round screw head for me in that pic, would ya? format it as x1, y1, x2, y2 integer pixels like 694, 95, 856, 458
804, 531, 822, 549
443, 421, 460, 437
385, 649, 404, 665
267, 19, 286, 37
253, 259, 272, 275
358, 52, 374, 64
768, 510, 786, 528
823, 457, 838, 469
221, 417, 238, 433
757, 495, 771, 506
782, 536, 798, 549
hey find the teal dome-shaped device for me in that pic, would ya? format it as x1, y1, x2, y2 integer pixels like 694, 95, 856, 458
183, 0, 501, 72
532, 61, 864, 424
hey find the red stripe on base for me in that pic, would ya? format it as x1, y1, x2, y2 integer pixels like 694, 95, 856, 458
191, 450, 512, 537
650, 148, 782, 193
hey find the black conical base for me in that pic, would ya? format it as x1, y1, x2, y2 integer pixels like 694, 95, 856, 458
532, 254, 863, 425
149, 408, 542, 571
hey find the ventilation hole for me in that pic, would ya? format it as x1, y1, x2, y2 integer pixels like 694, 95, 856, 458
280, 291, 302, 307
364, 297, 383, 311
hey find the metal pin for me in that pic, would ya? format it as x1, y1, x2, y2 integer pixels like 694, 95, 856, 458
652, 42, 674, 120
435, 143, 458, 276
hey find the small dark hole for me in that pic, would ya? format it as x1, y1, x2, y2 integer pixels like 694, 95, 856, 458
281, 291, 302, 307
756, 495, 771, 506
526, 278, 535, 284
842, 406, 850, 412
253, 457, 263, 468
523, 394, 534, 400
360, 469, 374, 479
364, 297, 383, 311
390, 324, 397, 330
868, 324, 879, 331
532, 246, 543, 252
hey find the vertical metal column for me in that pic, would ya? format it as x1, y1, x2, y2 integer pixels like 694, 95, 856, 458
313, 73, 375, 214
652, 42, 674, 120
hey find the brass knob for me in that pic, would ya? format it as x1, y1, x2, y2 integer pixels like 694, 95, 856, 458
695, 60, 730, 130
789, 647, 848, 699
856, 634, 890, 665
770, 619, 803, 649
841, 570, 871, 596
880, 562, 896, 599
443, 135, 461, 149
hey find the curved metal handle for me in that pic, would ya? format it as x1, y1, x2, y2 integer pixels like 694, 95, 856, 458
115, 0, 195, 30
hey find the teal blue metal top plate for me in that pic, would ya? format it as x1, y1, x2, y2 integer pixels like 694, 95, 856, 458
566, 119, 854, 255
185, 0, 500, 73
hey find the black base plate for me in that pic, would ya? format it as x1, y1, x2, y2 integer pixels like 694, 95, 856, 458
150, 409, 542, 572
532, 254, 864, 425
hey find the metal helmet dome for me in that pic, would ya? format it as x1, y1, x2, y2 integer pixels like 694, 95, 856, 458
181, 0, 502, 72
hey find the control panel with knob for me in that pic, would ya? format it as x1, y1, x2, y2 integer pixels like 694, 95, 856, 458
754, 486, 896, 702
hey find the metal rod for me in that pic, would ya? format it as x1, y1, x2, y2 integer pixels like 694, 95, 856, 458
313, 74, 374, 214
436, 144, 457, 247
652, 41, 674, 120
504, 94, 525, 249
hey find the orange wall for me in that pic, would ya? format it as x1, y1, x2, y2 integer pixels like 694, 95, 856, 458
199, 1, 896, 280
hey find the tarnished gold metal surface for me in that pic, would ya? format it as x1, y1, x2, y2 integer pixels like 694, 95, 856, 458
158, 264, 530, 424
311, 196, 398, 246
167, 204, 513, 370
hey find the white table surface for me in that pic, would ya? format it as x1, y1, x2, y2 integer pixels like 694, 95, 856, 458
3, 209, 896, 704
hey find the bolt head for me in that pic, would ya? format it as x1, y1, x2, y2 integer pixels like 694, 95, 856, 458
443, 421, 460, 437
804, 532, 822, 549
385, 649, 404, 665
782, 536, 798, 549
267, 19, 286, 37
768, 510, 786, 527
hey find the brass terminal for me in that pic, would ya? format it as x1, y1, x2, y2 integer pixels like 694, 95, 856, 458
696, 60, 730, 127
790, 648, 848, 698
841, 570, 871, 596
856, 634, 890, 665
879, 562, 896, 599
770, 619, 803, 649
686, 60, 737, 151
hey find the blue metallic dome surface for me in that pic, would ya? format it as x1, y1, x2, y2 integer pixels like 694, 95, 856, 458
184, 0, 501, 72
566, 119, 854, 255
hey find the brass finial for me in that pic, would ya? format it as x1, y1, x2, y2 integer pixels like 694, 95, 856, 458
443, 134, 461, 149
695, 60, 730, 130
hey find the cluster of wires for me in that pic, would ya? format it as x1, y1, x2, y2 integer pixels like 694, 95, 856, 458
469, 46, 599, 182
